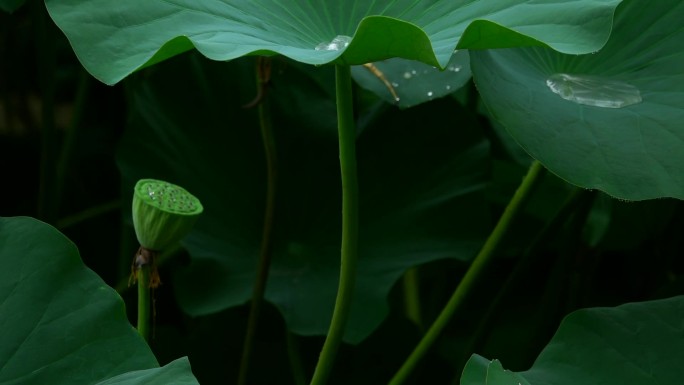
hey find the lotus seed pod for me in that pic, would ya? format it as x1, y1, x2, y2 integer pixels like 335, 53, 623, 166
132, 179, 203, 251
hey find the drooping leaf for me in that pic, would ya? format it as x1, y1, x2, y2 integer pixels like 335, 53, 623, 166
351, 50, 471, 108
471, 0, 684, 200
45, 0, 622, 84
460, 296, 684, 385
116, 54, 491, 343
0, 216, 199, 384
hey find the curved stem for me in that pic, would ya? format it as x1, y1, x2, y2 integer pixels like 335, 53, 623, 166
308, 64, 360, 385
388, 160, 546, 385
452, 187, 588, 378
238, 57, 278, 385
136, 264, 152, 342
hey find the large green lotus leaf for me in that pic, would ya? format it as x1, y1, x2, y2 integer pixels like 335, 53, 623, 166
351, 50, 471, 108
0, 217, 198, 384
471, 0, 684, 200
45, 0, 622, 85
460, 296, 684, 384
116, 54, 490, 343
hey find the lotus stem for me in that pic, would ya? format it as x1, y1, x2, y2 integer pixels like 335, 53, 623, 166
238, 57, 278, 385
308, 64, 360, 385
388, 160, 546, 385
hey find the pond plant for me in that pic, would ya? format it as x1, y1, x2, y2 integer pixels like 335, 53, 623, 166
1, 0, 683, 384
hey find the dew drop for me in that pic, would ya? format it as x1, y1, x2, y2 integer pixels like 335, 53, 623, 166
411, 70, 417, 75
446, 85, 451, 90
546, 73, 642, 109
314, 35, 352, 51
394, 97, 401, 102
403, 72, 412, 79
427, 91, 433, 97
391, 82, 399, 87
447, 66, 461, 72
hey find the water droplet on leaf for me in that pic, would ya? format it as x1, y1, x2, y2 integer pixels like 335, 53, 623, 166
315, 35, 352, 51
546, 73, 642, 109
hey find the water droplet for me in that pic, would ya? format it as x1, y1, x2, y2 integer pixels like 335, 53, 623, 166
446, 85, 451, 90
411, 70, 417, 75
394, 97, 401, 102
427, 91, 433, 97
403, 72, 412, 79
447, 66, 461, 72
314, 35, 352, 51
546, 73, 642, 109
391, 82, 399, 87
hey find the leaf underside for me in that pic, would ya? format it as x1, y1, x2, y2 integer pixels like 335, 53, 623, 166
46, 0, 622, 84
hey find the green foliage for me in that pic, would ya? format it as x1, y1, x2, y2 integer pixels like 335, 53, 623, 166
351, 51, 472, 108
1, 0, 683, 384
45, 0, 621, 84
117, 56, 491, 342
463, 296, 684, 385
471, 0, 684, 200
96, 358, 199, 385
0, 217, 198, 384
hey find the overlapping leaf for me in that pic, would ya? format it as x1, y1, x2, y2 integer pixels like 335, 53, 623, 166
45, 0, 621, 84
471, 0, 684, 200
351, 50, 471, 108
96, 358, 198, 385
116, 55, 491, 342
0, 217, 198, 384
461, 296, 684, 384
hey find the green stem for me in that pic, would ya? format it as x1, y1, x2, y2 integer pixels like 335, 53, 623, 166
238, 57, 278, 385
388, 160, 546, 385
308, 64, 360, 385
453, 187, 587, 378
402, 268, 423, 331
137, 264, 152, 342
